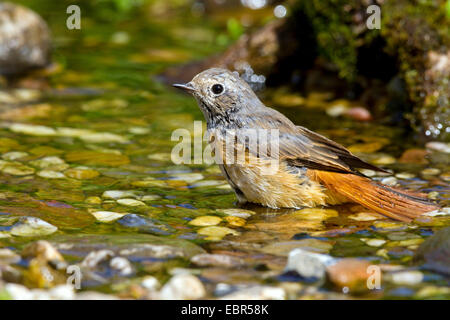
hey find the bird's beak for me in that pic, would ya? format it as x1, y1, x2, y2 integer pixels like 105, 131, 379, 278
173, 82, 196, 93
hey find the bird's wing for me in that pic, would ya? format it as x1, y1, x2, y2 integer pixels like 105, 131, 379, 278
239, 109, 387, 175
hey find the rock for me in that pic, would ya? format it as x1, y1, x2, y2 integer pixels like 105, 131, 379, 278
224, 216, 246, 227
326, 259, 372, 291
0, 160, 35, 175
292, 208, 338, 220
29, 156, 65, 169
21, 240, 64, 263
170, 173, 204, 183
0, 248, 20, 264
85, 196, 102, 204
380, 177, 398, 186
10, 217, 57, 237
75, 291, 119, 300
395, 172, 416, 179
344, 107, 372, 121
216, 208, 255, 218
348, 212, 385, 221
91, 210, 126, 223
190, 253, 245, 268
413, 227, 450, 275
117, 214, 174, 236
81, 250, 115, 269
285, 248, 336, 279
421, 168, 441, 176
65, 168, 99, 179
261, 239, 333, 256
363, 239, 386, 247
116, 198, 146, 207
386, 270, 424, 285
372, 155, 396, 165
197, 226, 240, 240
188, 216, 222, 226
1, 151, 28, 161
140, 276, 160, 291
219, 286, 286, 300
372, 221, 407, 232
158, 274, 206, 300
398, 149, 429, 164
102, 190, 141, 200
415, 286, 450, 299
425, 142, 450, 153
37, 170, 65, 179
109, 256, 133, 276
424, 207, 450, 217
0, 3, 51, 75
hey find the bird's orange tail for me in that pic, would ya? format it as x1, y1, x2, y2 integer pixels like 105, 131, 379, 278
309, 170, 439, 222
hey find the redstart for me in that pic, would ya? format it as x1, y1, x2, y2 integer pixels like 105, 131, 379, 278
174, 68, 438, 222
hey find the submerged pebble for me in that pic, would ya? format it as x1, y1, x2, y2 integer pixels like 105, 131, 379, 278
219, 286, 286, 300
285, 248, 336, 279
37, 170, 65, 179
191, 253, 245, 268
116, 198, 146, 207
10, 217, 57, 237
189, 216, 222, 226
158, 274, 206, 300
0, 160, 35, 175
197, 226, 240, 239
2, 151, 28, 161
387, 271, 424, 285
91, 210, 126, 223
216, 208, 255, 219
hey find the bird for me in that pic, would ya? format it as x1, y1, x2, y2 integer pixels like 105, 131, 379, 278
173, 68, 439, 222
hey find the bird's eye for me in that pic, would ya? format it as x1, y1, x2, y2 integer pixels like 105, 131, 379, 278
211, 84, 224, 95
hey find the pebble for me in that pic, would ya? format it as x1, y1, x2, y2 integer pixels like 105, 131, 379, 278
261, 239, 333, 256
140, 276, 160, 291
349, 212, 384, 221
81, 250, 114, 269
0, 248, 20, 264
363, 239, 386, 247
158, 274, 206, 300
116, 198, 146, 207
425, 141, 450, 153
141, 195, 161, 201
224, 216, 246, 227
1, 151, 28, 161
170, 173, 204, 183
85, 196, 102, 204
415, 286, 450, 298
421, 168, 441, 176
110, 256, 133, 276
37, 170, 65, 179
191, 253, 245, 268
380, 177, 398, 186
326, 259, 372, 291
29, 156, 65, 168
80, 132, 128, 144
21, 240, 64, 262
216, 208, 255, 219
10, 217, 57, 237
190, 180, 224, 188
197, 226, 240, 239
293, 208, 338, 220
91, 211, 126, 223
285, 248, 336, 279
424, 207, 450, 217
5, 284, 76, 300
10, 123, 56, 136
102, 190, 140, 200
219, 286, 286, 300
188, 216, 222, 226
372, 221, 407, 232
0, 160, 35, 175
395, 172, 416, 179
372, 155, 396, 165
65, 168, 99, 179
388, 271, 424, 285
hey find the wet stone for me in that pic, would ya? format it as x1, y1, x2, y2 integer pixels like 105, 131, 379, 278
224, 216, 246, 227
0, 160, 35, 175
349, 212, 385, 221
189, 216, 222, 226
285, 248, 336, 279
190, 253, 245, 268
260, 239, 333, 256
37, 170, 65, 179
372, 221, 408, 232
1, 151, 28, 161
65, 168, 100, 179
158, 274, 206, 300
421, 168, 441, 176
91, 211, 126, 223
197, 226, 240, 240
326, 259, 372, 292
386, 271, 424, 285
116, 198, 146, 207
10, 217, 57, 237
117, 214, 175, 235
0, 248, 20, 264
102, 190, 142, 200
21, 240, 64, 263
216, 208, 255, 219
219, 285, 286, 300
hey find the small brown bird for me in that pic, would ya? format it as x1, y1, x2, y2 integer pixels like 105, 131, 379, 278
173, 68, 438, 222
